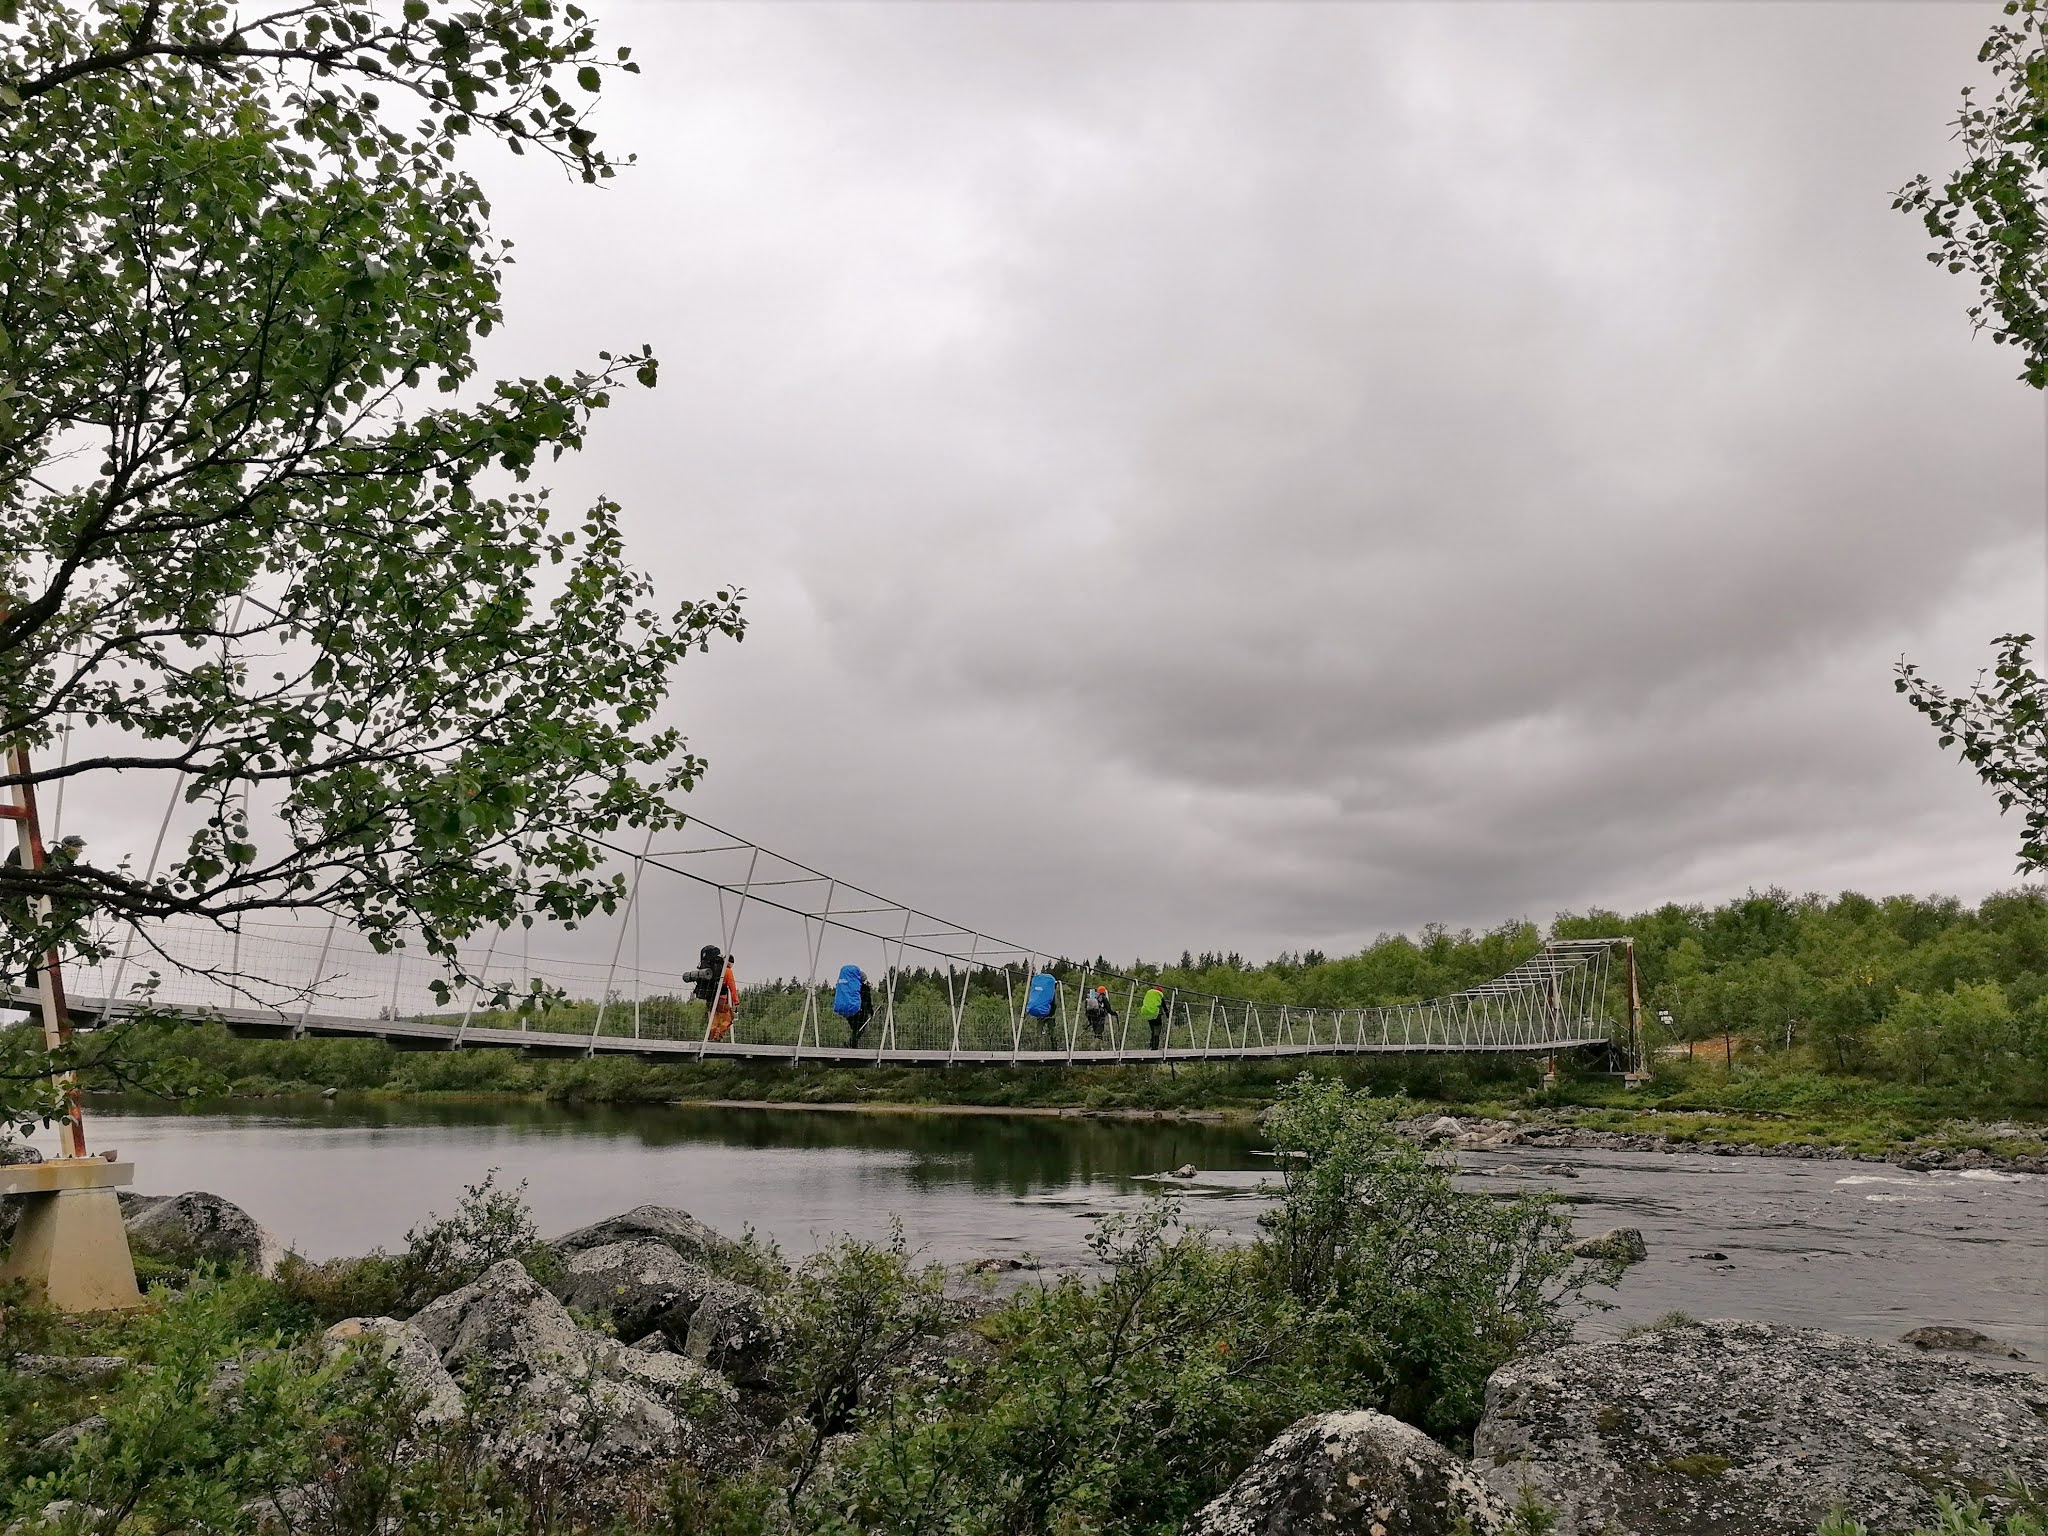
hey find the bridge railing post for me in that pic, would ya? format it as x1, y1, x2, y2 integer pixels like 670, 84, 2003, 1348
586, 829, 652, 1056
1073, 966, 1089, 1064
453, 925, 503, 1049
948, 936, 978, 1064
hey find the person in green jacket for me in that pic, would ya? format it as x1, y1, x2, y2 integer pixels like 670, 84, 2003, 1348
1140, 983, 1168, 1051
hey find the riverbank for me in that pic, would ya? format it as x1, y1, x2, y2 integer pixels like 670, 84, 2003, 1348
9, 1164, 2042, 1536
110, 1022, 2048, 1168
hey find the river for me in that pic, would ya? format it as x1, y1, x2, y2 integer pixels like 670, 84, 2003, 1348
53, 1097, 2048, 1366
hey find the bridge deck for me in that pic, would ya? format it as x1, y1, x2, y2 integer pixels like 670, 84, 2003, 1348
27, 993, 1610, 1066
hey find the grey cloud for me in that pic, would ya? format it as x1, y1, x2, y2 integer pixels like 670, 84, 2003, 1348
62, 2, 2041, 980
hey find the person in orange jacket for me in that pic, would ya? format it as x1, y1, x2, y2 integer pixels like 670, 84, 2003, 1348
684, 944, 741, 1043
708, 954, 740, 1042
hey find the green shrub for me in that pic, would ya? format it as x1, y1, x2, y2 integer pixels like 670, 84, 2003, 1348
1256, 1074, 1602, 1439
1818, 1486, 2047, 1535
390, 1168, 553, 1309
795, 1075, 1600, 1535
771, 1220, 949, 1510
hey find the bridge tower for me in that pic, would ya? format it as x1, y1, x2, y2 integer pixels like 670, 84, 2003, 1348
0, 743, 143, 1310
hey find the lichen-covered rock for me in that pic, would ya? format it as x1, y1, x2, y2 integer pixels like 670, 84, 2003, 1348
408, 1259, 734, 1469
121, 1191, 283, 1276
1183, 1411, 1509, 1536
1473, 1318, 2048, 1535
411, 1258, 592, 1384
1899, 1325, 2028, 1360
409, 1258, 674, 1467
1568, 1227, 1648, 1265
35, 1415, 106, 1456
684, 1275, 777, 1387
322, 1317, 465, 1424
546, 1238, 720, 1349
553, 1205, 739, 1269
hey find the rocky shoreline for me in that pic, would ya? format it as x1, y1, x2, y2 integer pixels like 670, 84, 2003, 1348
1390, 1112, 2048, 1173
34, 1186, 2039, 1536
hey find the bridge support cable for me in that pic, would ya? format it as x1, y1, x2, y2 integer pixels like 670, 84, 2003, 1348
453, 923, 504, 1049
291, 914, 341, 1040
588, 826, 654, 1055
793, 879, 839, 1063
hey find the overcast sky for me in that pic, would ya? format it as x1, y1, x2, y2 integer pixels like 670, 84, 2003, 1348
59, 0, 2047, 984
428, 0, 2044, 973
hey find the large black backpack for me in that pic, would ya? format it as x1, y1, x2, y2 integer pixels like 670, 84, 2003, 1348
692, 944, 723, 1004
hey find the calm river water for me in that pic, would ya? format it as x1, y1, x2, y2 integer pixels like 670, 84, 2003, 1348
54, 1098, 2047, 1365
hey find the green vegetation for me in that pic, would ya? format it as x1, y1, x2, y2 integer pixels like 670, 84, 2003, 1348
1819, 1488, 2047, 1536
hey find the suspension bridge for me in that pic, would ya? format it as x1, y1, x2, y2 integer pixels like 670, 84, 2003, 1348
4, 783, 1641, 1313
15, 814, 1643, 1069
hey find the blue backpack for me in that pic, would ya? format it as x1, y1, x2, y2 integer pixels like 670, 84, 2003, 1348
833, 965, 866, 1017
1024, 972, 1057, 1019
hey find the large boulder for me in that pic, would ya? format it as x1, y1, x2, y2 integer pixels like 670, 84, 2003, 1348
322, 1317, 465, 1425
684, 1275, 778, 1387
553, 1206, 740, 1269
547, 1238, 721, 1349
1473, 1318, 2048, 1535
1183, 1411, 1509, 1536
410, 1258, 735, 1469
121, 1191, 283, 1276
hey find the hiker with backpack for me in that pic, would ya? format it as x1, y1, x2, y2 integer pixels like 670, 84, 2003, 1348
683, 944, 740, 1043
833, 963, 875, 1049
1140, 982, 1169, 1051
1082, 985, 1117, 1044
1023, 970, 1059, 1049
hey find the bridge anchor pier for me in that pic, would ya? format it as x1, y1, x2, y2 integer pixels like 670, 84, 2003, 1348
0, 1159, 143, 1312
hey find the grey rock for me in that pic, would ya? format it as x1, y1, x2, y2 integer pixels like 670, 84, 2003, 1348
412, 1257, 605, 1382
1568, 1227, 1648, 1265
546, 1238, 721, 1350
1900, 1325, 2028, 1360
1183, 1410, 1510, 1536
122, 1191, 283, 1276
244, 1484, 319, 1533
35, 1415, 106, 1456
14, 1355, 127, 1383
685, 1275, 778, 1387
607, 1341, 741, 1418
1423, 1116, 1465, 1143
553, 1205, 739, 1269
1171, 1164, 1198, 1179
322, 1317, 466, 1423
1473, 1318, 2048, 1535
0, 1141, 41, 1166
13, 1500, 102, 1533
409, 1258, 733, 1470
